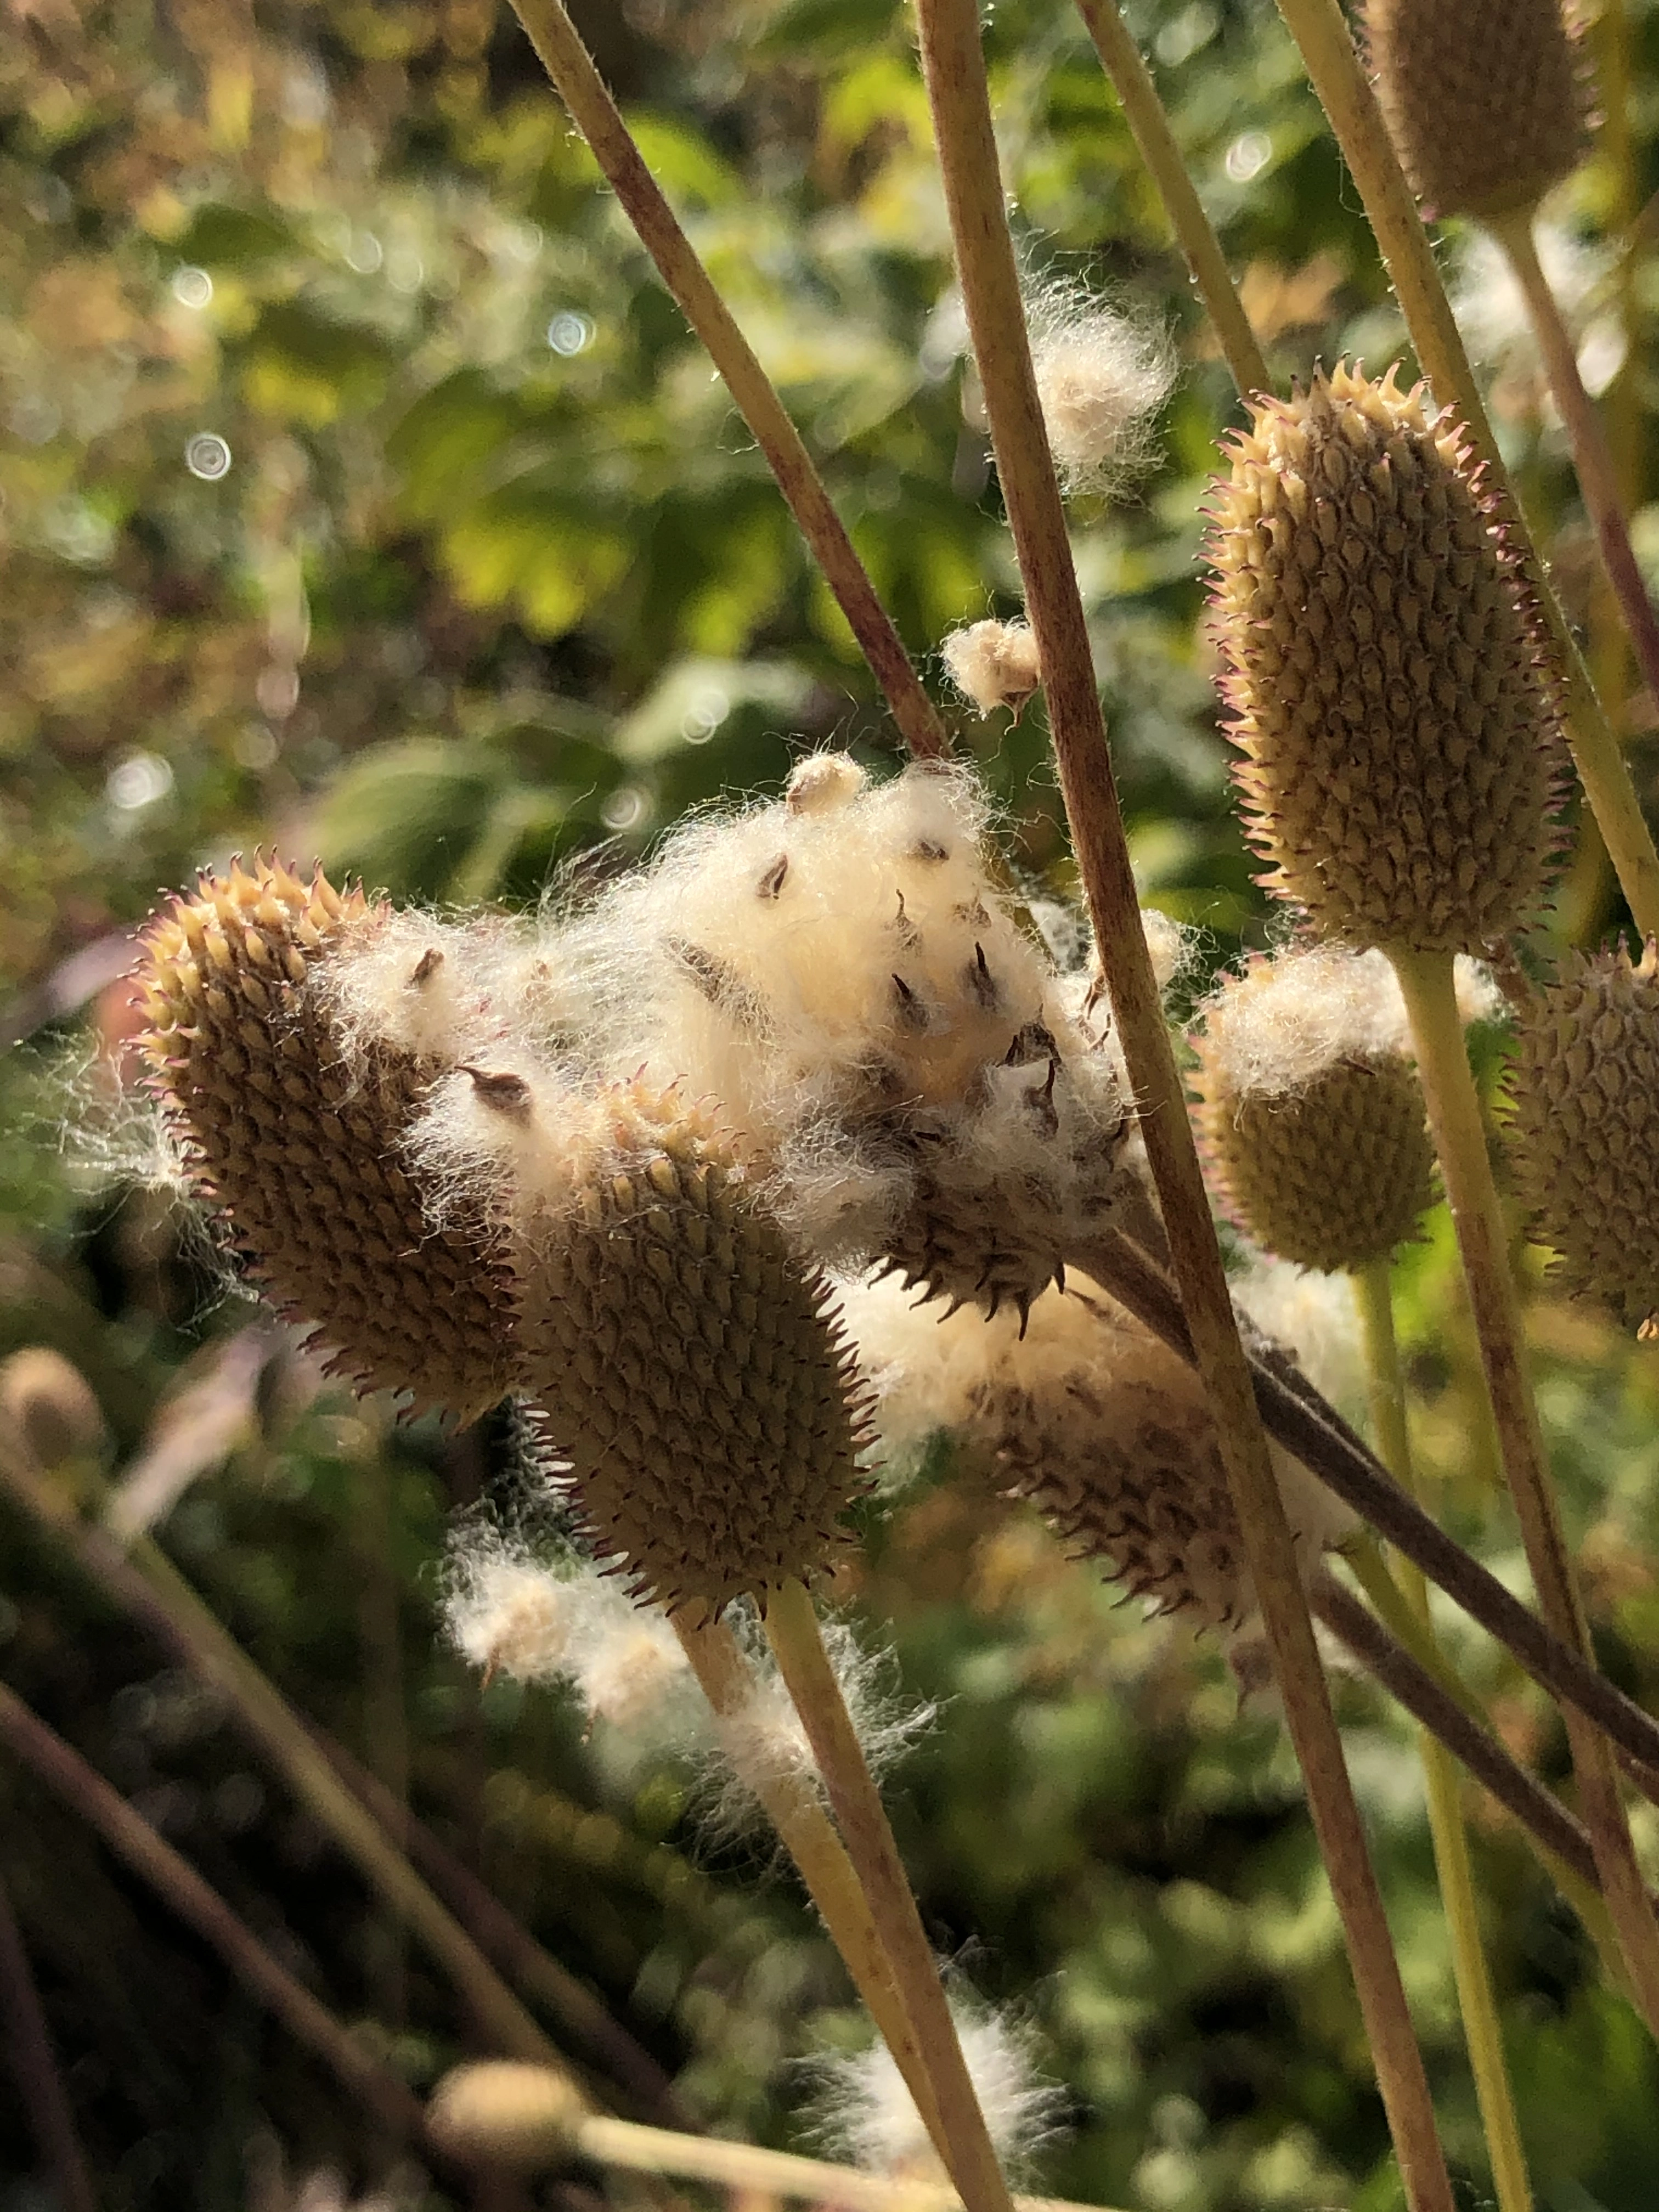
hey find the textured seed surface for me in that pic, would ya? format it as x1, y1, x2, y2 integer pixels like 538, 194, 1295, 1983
1368, 0, 1588, 223
518, 1084, 867, 1614
137, 857, 511, 1418
1208, 363, 1556, 951
1195, 1056, 1436, 1272
1508, 942, 1659, 1331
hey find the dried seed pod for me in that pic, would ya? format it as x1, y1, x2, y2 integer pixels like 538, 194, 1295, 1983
972, 1284, 1348, 1632
1190, 947, 1436, 1272
1507, 940, 1659, 1331
136, 858, 511, 1418
1367, 0, 1590, 224
1208, 363, 1557, 951
503, 1080, 868, 1615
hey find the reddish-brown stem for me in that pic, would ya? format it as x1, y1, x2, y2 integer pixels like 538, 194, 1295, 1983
504, 0, 948, 763
909, 3, 1452, 2203
0, 1864, 95, 2212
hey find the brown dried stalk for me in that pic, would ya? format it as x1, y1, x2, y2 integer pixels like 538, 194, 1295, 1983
0, 1864, 95, 2212
908, 2, 1453, 2203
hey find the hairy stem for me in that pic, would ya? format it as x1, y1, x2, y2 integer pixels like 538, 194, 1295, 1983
1070, 0, 1269, 396
504, 0, 947, 761
1494, 213, 1659, 719
763, 1579, 1015, 2212
670, 1613, 951, 2176
1268, 0, 1659, 943
0, 1863, 95, 2212
910, 5, 1450, 2201
1390, 945, 1659, 2036
0, 1679, 428, 2145
1356, 1260, 1533, 2212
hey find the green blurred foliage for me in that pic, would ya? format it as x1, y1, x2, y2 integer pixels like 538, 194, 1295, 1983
7, 0, 1659, 2208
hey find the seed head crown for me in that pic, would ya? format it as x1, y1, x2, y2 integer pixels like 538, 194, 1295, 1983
1207, 363, 1556, 951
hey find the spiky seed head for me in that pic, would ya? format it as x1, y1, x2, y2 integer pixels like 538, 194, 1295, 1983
512, 1080, 867, 1615
135, 857, 512, 1419
1208, 363, 1557, 951
1190, 949, 1436, 1272
979, 1286, 1348, 1632
1367, 0, 1590, 224
1507, 940, 1659, 1331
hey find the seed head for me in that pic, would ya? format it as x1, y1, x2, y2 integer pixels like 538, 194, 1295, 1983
1367, 0, 1590, 224
1190, 947, 1436, 1272
1208, 363, 1557, 951
941, 619, 1042, 718
1027, 284, 1175, 495
500, 1078, 868, 1615
1506, 940, 1659, 1332
134, 858, 511, 1419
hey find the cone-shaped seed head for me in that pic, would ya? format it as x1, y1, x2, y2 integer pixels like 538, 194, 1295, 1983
1368, 0, 1589, 224
975, 1284, 1348, 1632
136, 859, 511, 1418
1209, 363, 1556, 951
1508, 941, 1659, 1331
1191, 946, 1436, 1272
511, 1080, 866, 1615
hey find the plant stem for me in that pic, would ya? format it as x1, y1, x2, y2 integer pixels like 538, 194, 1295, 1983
0, 1863, 95, 2212
670, 1612, 951, 2177
436, 2059, 1135, 2212
1389, 944, 1659, 2036
0, 1678, 429, 2145
1081, 1227, 1659, 1788
503, 0, 947, 763
0, 1439, 568, 2074
1355, 1260, 1533, 2212
1070, 0, 1269, 396
1494, 213, 1659, 721
763, 1579, 1015, 2212
1268, 0, 1659, 944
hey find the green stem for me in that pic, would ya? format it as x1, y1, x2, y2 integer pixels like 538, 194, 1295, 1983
1069, 0, 1269, 396
1390, 944, 1659, 2038
1356, 1260, 1533, 2212
1268, 0, 1659, 943
764, 1579, 1015, 2212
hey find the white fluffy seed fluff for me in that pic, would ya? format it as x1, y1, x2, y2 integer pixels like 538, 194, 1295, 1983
1026, 283, 1176, 495
548, 757, 1133, 1302
807, 1995, 1063, 2183
941, 619, 1043, 718
441, 1534, 691, 1729
1233, 1256, 1365, 1423
1192, 943, 1498, 1100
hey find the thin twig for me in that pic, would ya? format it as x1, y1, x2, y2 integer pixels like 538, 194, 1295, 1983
1353, 1260, 1533, 2212
0, 1863, 96, 2212
1070, 0, 1269, 397
0, 1679, 429, 2146
1390, 946, 1659, 2036
909, 5, 1452, 2202
503, 0, 948, 763
761, 1581, 1016, 2212
670, 1611, 952, 2178
1493, 213, 1659, 718
1267, 0, 1659, 944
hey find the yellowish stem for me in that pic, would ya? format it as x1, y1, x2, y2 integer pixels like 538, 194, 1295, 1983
763, 1580, 1015, 2212
1069, 0, 1269, 397
670, 1613, 951, 2177
1356, 1260, 1533, 2212
1389, 944, 1659, 2038
503, 0, 948, 762
1268, 0, 1659, 943
909, 4, 1451, 2201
